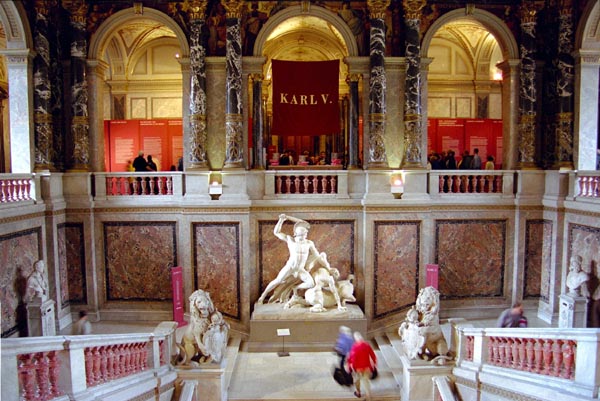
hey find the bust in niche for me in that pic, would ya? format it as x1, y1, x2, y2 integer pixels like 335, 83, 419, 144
566, 255, 590, 298
26, 260, 49, 302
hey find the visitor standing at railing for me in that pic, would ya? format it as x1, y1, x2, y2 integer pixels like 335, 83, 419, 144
472, 148, 482, 169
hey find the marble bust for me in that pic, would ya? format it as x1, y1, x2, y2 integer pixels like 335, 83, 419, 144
566, 255, 590, 297
26, 260, 49, 302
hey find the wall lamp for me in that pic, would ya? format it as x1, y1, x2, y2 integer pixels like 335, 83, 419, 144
390, 172, 404, 199
209, 173, 222, 200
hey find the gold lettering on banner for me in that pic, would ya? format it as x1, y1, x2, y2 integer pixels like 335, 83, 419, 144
279, 93, 332, 105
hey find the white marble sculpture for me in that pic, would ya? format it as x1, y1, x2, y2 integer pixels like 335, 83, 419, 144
257, 214, 356, 312
176, 289, 229, 366
26, 260, 49, 302
565, 255, 590, 297
398, 286, 452, 365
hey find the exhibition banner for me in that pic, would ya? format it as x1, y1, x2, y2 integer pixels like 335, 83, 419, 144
271, 59, 340, 136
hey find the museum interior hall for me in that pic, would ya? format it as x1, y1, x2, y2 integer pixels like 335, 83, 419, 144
1, 0, 600, 400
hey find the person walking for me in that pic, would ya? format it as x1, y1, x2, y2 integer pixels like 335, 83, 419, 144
346, 331, 377, 400
496, 302, 527, 328
72, 310, 92, 335
335, 325, 354, 370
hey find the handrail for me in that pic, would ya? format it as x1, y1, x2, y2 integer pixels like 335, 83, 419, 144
456, 327, 600, 399
1, 323, 176, 401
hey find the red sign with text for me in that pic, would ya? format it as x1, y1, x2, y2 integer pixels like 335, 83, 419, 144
426, 264, 439, 289
171, 266, 186, 327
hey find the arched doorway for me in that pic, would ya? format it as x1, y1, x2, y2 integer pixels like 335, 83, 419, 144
254, 5, 361, 167
88, 7, 189, 172
422, 9, 519, 169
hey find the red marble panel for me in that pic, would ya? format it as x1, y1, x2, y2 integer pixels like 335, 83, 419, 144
524, 220, 552, 300
193, 223, 240, 320
259, 220, 354, 296
59, 223, 86, 305
104, 222, 176, 301
436, 220, 506, 298
374, 221, 419, 318
0, 228, 42, 337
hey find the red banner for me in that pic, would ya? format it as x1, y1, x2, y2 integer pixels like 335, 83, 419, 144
271, 59, 339, 136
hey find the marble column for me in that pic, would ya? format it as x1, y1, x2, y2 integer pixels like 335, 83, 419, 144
187, 1, 209, 170
346, 74, 360, 169
64, 0, 90, 171
32, 0, 54, 171
223, 0, 245, 169
497, 60, 521, 170
87, 60, 109, 171
573, 51, 600, 170
554, 0, 575, 169
517, 2, 542, 169
402, 0, 426, 169
250, 74, 265, 169
366, 0, 390, 169
1, 50, 35, 173
49, 4, 65, 171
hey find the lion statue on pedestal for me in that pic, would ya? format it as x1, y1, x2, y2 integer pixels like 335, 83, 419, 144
398, 286, 452, 365
176, 289, 229, 366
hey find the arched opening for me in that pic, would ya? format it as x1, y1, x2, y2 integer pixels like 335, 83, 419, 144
89, 8, 189, 172
254, 5, 360, 167
422, 9, 519, 170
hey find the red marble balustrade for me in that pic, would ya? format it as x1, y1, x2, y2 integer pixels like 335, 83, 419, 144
576, 174, 600, 198
0, 175, 34, 203
85, 342, 149, 387
438, 173, 503, 194
275, 174, 338, 194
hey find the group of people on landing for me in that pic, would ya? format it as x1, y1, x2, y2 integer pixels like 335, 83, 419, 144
428, 148, 496, 170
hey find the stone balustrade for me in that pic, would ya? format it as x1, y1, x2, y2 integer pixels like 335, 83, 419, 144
94, 172, 183, 198
1, 325, 176, 401
0, 174, 38, 205
429, 170, 514, 196
265, 169, 349, 198
569, 171, 600, 199
456, 327, 600, 400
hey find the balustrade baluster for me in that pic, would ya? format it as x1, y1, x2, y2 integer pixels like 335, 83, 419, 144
465, 336, 474, 361
92, 347, 102, 384
312, 176, 319, 193
562, 340, 575, 379
48, 351, 61, 397
106, 346, 115, 380
141, 343, 149, 370
487, 337, 497, 364
84, 348, 95, 386
507, 338, 517, 368
331, 176, 337, 193
166, 177, 173, 195
293, 176, 300, 194
100, 347, 109, 383
158, 177, 164, 195
517, 338, 527, 370
439, 176, 444, 193
542, 340, 553, 375
18, 354, 38, 400
114, 345, 123, 378
533, 339, 543, 374
551, 340, 563, 377
498, 338, 506, 366
525, 339, 535, 372
35, 352, 51, 400
125, 344, 133, 374
1, 180, 6, 202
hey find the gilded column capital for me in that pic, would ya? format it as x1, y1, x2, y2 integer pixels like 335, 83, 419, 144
346, 74, 361, 83
402, 0, 426, 20
367, 0, 390, 20
34, 0, 51, 16
249, 73, 263, 82
519, 1, 543, 23
62, 0, 87, 23
222, 0, 245, 19
187, 0, 208, 21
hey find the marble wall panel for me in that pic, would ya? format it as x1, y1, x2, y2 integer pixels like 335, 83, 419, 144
0, 228, 42, 337
373, 221, 419, 319
524, 220, 552, 301
568, 224, 600, 299
104, 222, 176, 301
435, 220, 506, 299
58, 223, 86, 306
258, 219, 355, 299
193, 223, 240, 320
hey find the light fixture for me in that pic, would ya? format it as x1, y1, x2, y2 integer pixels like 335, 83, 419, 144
209, 173, 222, 200
390, 173, 404, 199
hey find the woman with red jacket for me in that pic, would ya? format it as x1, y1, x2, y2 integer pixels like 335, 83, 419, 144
346, 331, 377, 399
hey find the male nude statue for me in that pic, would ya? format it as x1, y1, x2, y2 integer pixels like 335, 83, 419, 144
257, 214, 318, 304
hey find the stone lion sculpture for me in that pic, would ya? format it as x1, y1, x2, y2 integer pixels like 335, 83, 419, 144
398, 286, 452, 365
176, 289, 229, 366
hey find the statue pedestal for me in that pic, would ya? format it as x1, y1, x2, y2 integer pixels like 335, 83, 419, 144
26, 298, 56, 336
559, 293, 588, 328
248, 303, 367, 352
400, 355, 454, 401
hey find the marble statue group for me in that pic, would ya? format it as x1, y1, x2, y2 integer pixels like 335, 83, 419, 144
257, 214, 356, 313
176, 289, 229, 366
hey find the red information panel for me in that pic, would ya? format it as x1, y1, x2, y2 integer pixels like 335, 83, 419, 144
437, 119, 465, 155
109, 120, 140, 172
167, 120, 183, 170
491, 119, 503, 169
170, 266, 186, 327
465, 119, 491, 163
426, 264, 439, 289
427, 119, 437, 156
139, 120, 168, 171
